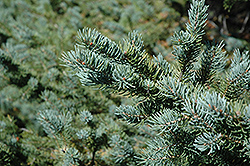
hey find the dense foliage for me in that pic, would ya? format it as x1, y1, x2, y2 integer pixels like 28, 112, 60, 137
0, 0, 183, 165
63, 0, 250, 165
0, 0, 249, 165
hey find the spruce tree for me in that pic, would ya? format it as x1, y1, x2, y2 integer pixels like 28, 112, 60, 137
1, 0, 249, 165
62, 0, 250, 165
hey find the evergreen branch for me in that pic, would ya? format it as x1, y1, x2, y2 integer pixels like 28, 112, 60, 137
194, 132, 222, 155
76, 28, 124, 61
115, 94, 174, 125
62, 47, 114, 87
62, 32, 172, 101
194, 41, 227, 86
184, 91, 250, 163
37, 109, 72, 137
137, 137, 176, 166
145, 90, 250, 164
62, 30, 177, 122
172, 0, 208, 81
152, 53, 173, 75
157, 76, 192, 110
222, 49, 250, 100
76, 28, 167, 81
109, 135, 136, 165
63, 147, 80, 166
115, 105, 147, 124
187, 0, 208, 36
62, 47, 157, 108
147, 109, 186, 135
122, 33, 166, 81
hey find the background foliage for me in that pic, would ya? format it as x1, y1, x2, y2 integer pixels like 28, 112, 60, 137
0, 0, 249, 165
